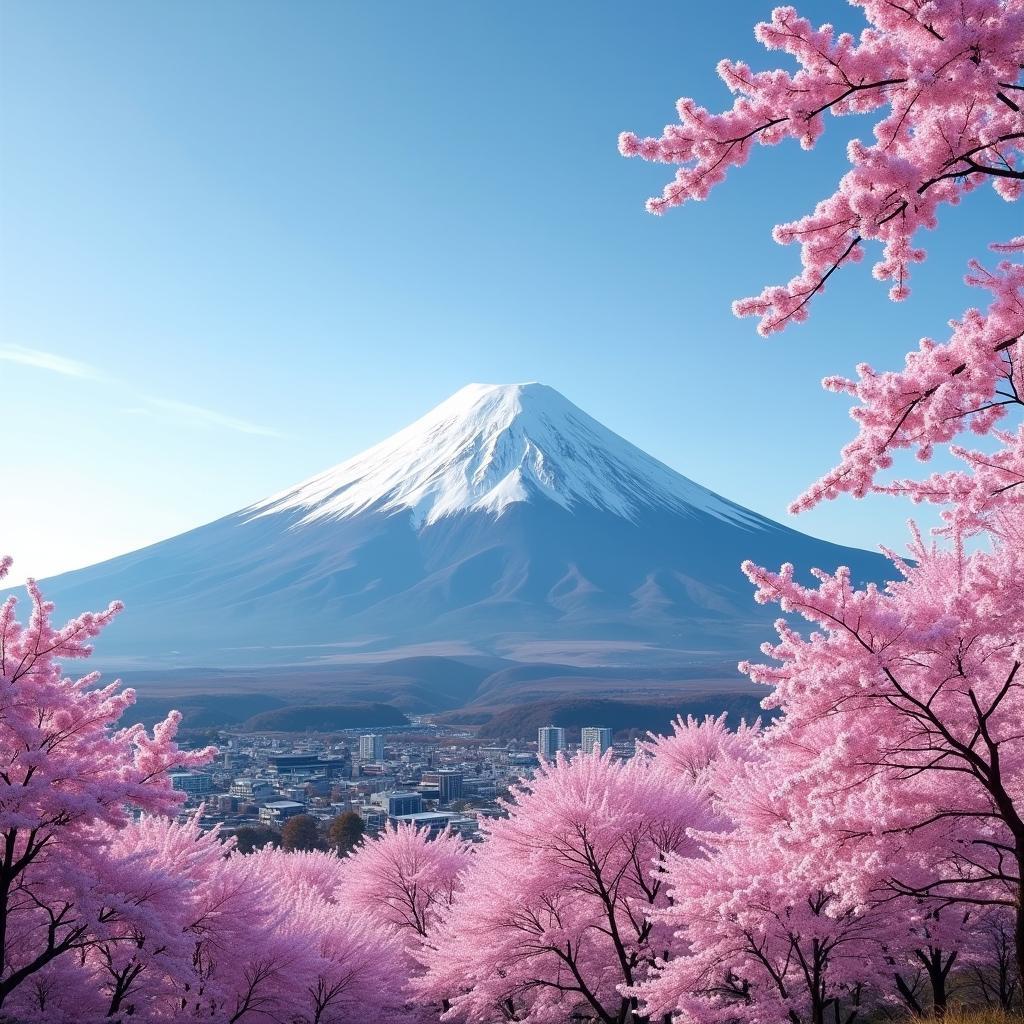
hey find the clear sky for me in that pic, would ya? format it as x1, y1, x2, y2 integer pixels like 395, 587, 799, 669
0, 1, 1014, 579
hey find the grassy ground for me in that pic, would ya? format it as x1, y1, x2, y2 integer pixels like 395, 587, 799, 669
926, 1012, 1021, 1022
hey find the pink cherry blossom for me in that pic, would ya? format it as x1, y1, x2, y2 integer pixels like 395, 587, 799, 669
621, 1, 1023, 335
637, 712, 761, 783
0, 562, 214, 1015
416, 750, 717, 1023
794, 239, 1023, 532
337, 821, 471, 947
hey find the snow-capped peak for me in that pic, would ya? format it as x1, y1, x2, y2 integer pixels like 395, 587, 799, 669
249, 382, 759, 528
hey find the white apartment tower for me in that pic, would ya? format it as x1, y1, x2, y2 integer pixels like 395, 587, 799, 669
359, 734, 385, 762
580, 726, 614, 755
537, 725, 566, 760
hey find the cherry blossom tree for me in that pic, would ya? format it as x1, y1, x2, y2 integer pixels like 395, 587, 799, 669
87, 813, 236, 1020
220, 846, 415, 1024
0, 563, 448, 1022
636, 711, 1009, 1022
637, 712, 761, 783
0, 561, 214, 1013
738, 525, 1024, 984
337, 821, 471, 949
791, 245, 1024, 531
636, 715, 900, 1024
639, 833, 890, 1024
885, 903, 972, 1018
620, 3, 1023, 538
157, 823, 278, 1023
27, 825, 419, 1023
621, 1, 1023, 1015
283, 893, 414, 1024
965, 908, 1022, 1012
416, 751, 716, 1024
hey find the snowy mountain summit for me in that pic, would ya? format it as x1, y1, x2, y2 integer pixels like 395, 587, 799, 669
251, 382, 753, 528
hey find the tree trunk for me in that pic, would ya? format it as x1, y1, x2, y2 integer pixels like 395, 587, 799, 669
0, 875, 9, 1005
1015, 894, 1024, 1011
894, 973, 922, 1016
922, 948, 953, 1019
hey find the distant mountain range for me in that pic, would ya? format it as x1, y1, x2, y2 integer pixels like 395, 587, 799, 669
22, 383, 891, 730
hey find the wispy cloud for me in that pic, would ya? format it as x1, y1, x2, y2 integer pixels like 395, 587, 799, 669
0, 344, 103, 380
143, 397, 282, 437
3, 344, 282, 438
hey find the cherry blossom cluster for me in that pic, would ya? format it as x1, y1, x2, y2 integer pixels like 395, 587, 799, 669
0, 568, 468, 1022
415, 750, 719, 1023
793, 238, 1024, 532
4, 560, 1022, 1021
337, 821, 472, 948
620, 0, 1023, 334
615, 5, 1024, 1020
0, 560, 215, 1018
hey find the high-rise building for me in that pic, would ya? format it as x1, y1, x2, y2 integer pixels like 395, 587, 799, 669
422, 769, 464, 804
537, 725, 565, 759
439, 769, 464, 803
359, 734, 385, 762
580, 727, 614, 755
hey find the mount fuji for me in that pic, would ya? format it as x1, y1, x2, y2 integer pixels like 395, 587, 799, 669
30, 383, 889, 681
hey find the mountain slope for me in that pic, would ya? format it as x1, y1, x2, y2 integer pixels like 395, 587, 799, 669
23, 383, 891, 670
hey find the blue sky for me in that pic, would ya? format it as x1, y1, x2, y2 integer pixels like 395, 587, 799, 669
1, 1, 1013, 579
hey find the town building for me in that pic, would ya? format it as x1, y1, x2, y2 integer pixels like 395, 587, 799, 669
371, 791, 424, 817
537, 725, 565, 759
580, 726, 614, 755
359, 734, 385, 762
259, 800, 306, 825
358, 806, 389, 833
268, 753, 322, 773
168, 771, 213, 797
422, 769, 464, 804
390, 811, 459, 838
229, 778, 276, 802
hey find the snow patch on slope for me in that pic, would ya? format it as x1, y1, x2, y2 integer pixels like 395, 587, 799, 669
248, 383, 764, 529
